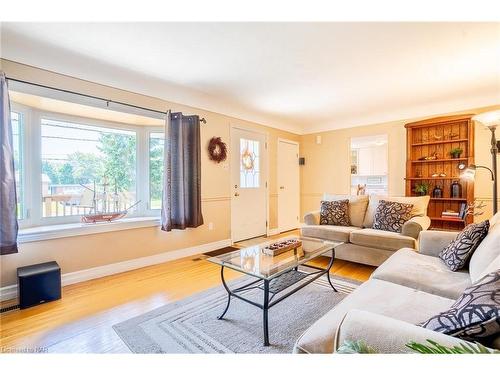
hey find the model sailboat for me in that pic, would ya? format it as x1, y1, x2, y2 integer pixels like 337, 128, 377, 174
80, 178, 141, 223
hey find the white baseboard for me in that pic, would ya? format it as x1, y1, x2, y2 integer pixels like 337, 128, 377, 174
0, 238, 232, 302
267, 228, 280, 236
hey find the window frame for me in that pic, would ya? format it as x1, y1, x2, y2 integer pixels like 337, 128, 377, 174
146, 128, 165, 215
12, 102, 164, 229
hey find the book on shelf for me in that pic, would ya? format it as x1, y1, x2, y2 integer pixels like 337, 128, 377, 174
459, 202, 467, 219
441, 211, 460, 217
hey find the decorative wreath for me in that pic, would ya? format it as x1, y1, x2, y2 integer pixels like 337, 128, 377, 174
241, 148, 255, 170
207, 137, 227, 163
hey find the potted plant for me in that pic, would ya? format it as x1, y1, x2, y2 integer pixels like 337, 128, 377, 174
415, 182, 430, 196
450, 147, 463, 159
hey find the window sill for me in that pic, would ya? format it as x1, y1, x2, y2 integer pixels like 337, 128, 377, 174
18, 217, 161, 243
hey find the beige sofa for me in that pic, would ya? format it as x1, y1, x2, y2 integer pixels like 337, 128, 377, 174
301, 194, 431, 266
293, 212, 500, 353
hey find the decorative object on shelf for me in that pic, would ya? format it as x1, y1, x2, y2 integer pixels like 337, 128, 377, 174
415, 168, 423, 178
207, 137, 228, 163
261, 238, 302, 256
433, 134, 443, 140
444, 132, 460, 140
241, 147, 255, 170
415, 182, 430, 196
418, 152, 439, 161
450, 180, 462, 198
432, 185, 443, 198
450, 147, 464, 159
468, 110, 499, 214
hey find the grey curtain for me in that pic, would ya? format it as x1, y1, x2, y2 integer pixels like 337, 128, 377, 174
0, 71, 18, 255
161, 110, 203, 231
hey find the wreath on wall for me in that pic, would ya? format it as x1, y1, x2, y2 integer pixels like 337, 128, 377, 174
207, 137, 228, 163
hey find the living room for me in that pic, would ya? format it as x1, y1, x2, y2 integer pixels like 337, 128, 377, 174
1, 2, 499, 373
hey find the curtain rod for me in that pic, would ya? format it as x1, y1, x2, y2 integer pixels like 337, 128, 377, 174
6, 77, 207, 124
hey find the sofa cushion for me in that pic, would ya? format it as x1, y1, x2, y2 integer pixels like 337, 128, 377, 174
419, 270, 500, 342
469, 221, 500, 283
293, 279, 453, 354
371, 248, 471, 299
439, 220, 490, 271
372, 199, 414, 233
349, 228, 416, 251
323, 194, 369, 227
301, 225, 360, 243
320, 200, 350, 226
363, 195, 430, 228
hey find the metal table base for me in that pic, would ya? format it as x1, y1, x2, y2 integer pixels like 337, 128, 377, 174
217, 248, 337, 346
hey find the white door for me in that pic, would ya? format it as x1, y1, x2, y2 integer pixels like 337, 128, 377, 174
278, 139, 300, 232
231, 127, 267, 242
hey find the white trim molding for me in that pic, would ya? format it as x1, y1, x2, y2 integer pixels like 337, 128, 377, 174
0, 238, 232, 302
267, 228, 280, 236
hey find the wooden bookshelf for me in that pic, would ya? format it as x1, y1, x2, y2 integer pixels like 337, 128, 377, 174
405, 115, 475, 231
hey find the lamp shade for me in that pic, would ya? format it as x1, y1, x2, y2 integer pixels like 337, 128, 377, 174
459, 163, 476, 181
472, 110, 500, 129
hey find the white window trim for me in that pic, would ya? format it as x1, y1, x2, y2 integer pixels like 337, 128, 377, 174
12, 102, 164, 231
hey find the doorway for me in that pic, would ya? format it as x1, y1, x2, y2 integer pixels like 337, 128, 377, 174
278, 138, 300, 232
230, 127, 268, 242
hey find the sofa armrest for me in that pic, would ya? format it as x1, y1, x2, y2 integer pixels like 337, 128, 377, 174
304, 211, 320, 225
418, 230, 457, 257
334, 309, 471, 354
401, 216, 431, 239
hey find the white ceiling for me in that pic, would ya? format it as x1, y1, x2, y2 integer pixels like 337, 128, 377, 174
1, 22, 499, 134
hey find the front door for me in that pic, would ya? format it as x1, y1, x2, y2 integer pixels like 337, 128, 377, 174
231, 127, 267, 242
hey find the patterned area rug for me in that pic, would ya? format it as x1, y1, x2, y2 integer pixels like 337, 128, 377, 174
113, 272, 360, 354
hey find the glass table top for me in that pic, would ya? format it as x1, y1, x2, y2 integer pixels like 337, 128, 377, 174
207, 236, 342, 280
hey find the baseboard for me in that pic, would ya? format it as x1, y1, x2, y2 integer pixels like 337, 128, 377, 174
0, 238, 232, 302
267, 228, 280, 236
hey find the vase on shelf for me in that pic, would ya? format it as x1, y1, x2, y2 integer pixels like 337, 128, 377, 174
450, 181, 462, 198
432, 185, 443, 198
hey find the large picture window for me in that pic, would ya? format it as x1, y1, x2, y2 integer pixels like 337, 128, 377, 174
10, 102, 165, 229
40, 118, 137, 218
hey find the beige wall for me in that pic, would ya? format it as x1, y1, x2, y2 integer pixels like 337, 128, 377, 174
0, 59, 299, 287
300, 105, 500, 222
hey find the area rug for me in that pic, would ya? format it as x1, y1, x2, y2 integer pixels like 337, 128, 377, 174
113, 272, 360, 354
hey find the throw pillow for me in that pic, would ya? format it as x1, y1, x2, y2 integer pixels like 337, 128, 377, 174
439, 220, 490, 271
372, 200, 413, 233
419, 270, 500, 342
319, 200, 350, 226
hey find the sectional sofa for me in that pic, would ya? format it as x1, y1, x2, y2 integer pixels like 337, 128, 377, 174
301, 194, 431, 266
293, 212, 500, 353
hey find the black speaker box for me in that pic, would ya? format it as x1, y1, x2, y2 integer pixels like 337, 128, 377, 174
17, 261, 61, 309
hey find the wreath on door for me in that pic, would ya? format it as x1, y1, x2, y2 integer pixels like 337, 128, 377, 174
207, 137, 228, 163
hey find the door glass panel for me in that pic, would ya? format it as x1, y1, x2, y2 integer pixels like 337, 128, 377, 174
240, 138, 260, 188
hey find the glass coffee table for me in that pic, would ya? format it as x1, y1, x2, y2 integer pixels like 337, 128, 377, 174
206, 237, 342, 346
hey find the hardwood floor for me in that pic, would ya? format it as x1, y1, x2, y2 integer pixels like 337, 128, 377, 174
0, 231, 375, 353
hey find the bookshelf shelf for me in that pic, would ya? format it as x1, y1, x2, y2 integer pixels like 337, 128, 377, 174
410, 158, 467, 164
405, 115, 474, 231
411, 138, 469, 146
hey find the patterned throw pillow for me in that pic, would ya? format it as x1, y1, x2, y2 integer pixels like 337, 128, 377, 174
419, 270, 500, 341
319, 200, 350, 226
372, 200, 413, 233
439, 221, 490, 271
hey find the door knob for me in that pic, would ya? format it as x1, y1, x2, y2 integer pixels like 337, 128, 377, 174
234, 192, 240, 197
